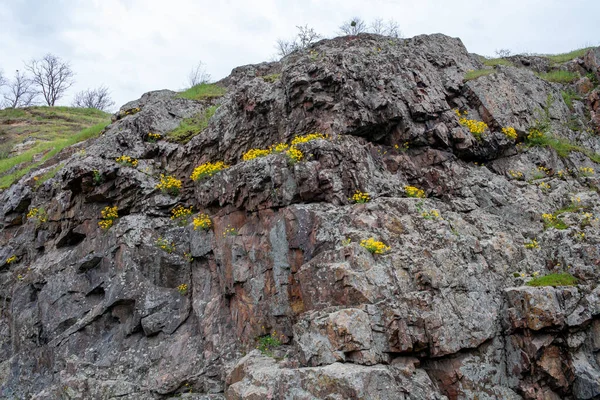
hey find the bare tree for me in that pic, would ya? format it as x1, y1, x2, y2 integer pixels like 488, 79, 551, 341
26, 53, 75, 106
0, 69, 6, 89
339, 17, 367, 36
384, 19, 402, 38
2, 70, 37, 108
370, 18, 385, 35
187, 61, 211, 88
276, 25, 321, 58
495, 48, 512, 58
72, 86, 115, 111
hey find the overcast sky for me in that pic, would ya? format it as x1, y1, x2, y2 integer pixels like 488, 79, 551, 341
1, 0, 599, 111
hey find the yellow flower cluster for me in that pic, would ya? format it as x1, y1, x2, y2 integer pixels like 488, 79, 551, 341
542, 213, 556, 224
26, 207, 48, 223
405, 185, 425, 198
190, 161, 229, 181
579, 167, 595, 176
156, 237, 176, 253
156, 174, 182, 196
291, 132, 328, 146
575, 231, 585, 241
241, 140, 305, 165
222, 225, 238, 237
360, 238, 391, 254
539, 182, 551, 191
98, 206, 118, 230
270, 143, 289, 153
421, 209, 441, 220
286, 147, 304, 163
527, 128, 544, 140
193, 214, 212, 230
501, 126, 517, 140
524, 239, 540, 249
147, 132, 162, 142
350, 190, 370, 203
242, 148, 271, 161
537, 166, 551, 175
177, 283, 188, 294
454, 109, 488, 138
508, 170, 524, 180
120, 107, 140, 117
5, 255, 17, 265
171, 205, 193, 225
115, 155, 138, 167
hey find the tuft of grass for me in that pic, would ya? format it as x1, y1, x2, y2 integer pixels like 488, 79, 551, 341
545, 47, 593, 64
482, 58, 514, 67
526, 132, 600, 163
464, 69, 495, 81
561, 89, 581, 110
167, 106, 217, 144
537, 70, 579, 84
35, 163, 65, 188
0, 122, 108, 188
527, 272, 578, 287
262, 73, 281, 83
178, 83, 226, 101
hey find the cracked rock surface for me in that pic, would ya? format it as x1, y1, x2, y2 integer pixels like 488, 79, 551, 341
1, 33, 600, 399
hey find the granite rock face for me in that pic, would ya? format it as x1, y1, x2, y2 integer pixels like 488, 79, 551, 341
1, 34, 600, 399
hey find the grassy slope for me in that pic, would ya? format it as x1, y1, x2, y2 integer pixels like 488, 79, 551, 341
0, 106, 111, 188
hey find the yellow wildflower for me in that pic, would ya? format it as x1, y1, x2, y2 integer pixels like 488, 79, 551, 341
193, 214, 212, 230
501, 126, 517, 140
350, 190, 370, 204
405, 185, 425, 198
156, 174, 182, 195
190, 161, 228, 181
360, 238, 391, 254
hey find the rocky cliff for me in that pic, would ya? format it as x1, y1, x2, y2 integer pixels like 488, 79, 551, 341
2, 33, 600, 399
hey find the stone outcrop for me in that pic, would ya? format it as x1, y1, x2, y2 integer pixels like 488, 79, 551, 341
1, 33, 600, 399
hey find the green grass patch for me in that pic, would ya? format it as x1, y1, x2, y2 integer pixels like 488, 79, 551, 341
526, 133, 600, 162
537, 70, 580, 84
35, 163, 65, 188
545, 47, 594, 64
561, 89, 581, 110
167, 106, 217, 144
178, 83, 226, 101
464, 69, 495, 81
0, 122, 108, 188
262, 73, 281, 83
482, 58, 514, 67
0, 108, 28, 119
527, 272, 578, 287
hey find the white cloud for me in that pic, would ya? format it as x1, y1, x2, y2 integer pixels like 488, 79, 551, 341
1, 0, 599, 110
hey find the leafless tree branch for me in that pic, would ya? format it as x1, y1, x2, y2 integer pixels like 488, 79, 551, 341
72, 86, 115, 111
275, 25, 321, 58
2, 70, 37, 108
187, 61, 211, 88
26, 53, 75, 106
339, 17, 367, 36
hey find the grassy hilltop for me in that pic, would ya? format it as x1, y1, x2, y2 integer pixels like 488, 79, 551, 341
0, 106, 110, 188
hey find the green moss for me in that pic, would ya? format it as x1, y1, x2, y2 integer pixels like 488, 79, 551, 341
167, 106, 217, 144
545, 47, 593, 64
537, 70, 580, 84
482, 58, 514, 67
178, 83, 226, 101
464, 69, 494, 81
527, 273, 578, 287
